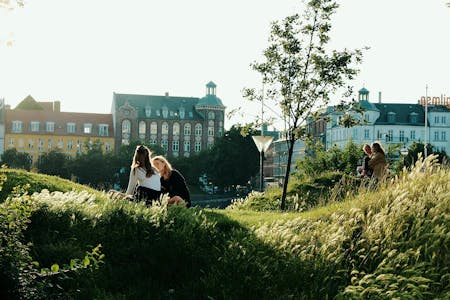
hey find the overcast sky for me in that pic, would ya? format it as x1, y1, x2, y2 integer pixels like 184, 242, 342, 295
1, 0, 449, 129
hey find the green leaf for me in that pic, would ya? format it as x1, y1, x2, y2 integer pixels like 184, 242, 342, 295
51, 264, 59, 272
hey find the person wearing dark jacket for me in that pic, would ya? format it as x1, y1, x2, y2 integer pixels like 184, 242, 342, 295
152, 155, 191, 207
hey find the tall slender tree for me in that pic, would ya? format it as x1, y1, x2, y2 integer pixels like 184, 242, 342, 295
244, 0, 364, 210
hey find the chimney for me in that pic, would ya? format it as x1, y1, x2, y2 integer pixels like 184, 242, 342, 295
165, 92, 169, 97
53, 101, 60, 112
378, 92, 382, 104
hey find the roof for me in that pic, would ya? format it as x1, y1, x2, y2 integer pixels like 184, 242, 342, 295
374, 103, 426, 126
197, 94, 225, 107
427, 105, 450, 112
359, 87, 369, 95
15, 95, 44, 110
6, 110, 113, 136
112, 93, 205, 120
357, 100, 379, 111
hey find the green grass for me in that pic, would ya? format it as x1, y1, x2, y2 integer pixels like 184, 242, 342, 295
1, 156, 449, 299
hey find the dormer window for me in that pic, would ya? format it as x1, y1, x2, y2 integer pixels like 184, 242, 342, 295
145, 106, 152, 117
409, 112, 418, 124
156, 110, 161, 116
162, 106, 168, 118
208, 111, 215, 119
180, 107, 185, 119
387, 112, 396, 123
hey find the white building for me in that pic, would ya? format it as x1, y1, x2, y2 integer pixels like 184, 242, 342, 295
325, 88, 450, 153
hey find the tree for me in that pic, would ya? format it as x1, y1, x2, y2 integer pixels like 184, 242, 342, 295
402, 142, 447, 169
68, 140, 116, 190
244, 0, 363, 210
37, 150, 70, 179
0, 148, 32, 171
205, 125, 259, 188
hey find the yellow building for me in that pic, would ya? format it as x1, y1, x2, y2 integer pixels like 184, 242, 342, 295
4, 95, 114, 164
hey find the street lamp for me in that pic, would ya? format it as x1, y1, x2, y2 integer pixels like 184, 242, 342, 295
400, 147, 408, 156
252, 135, 273, 192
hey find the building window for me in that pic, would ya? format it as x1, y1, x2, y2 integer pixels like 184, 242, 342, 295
184, 141, 190, 152
364, 114, 369, 122
121, 119, 131, 145
409, 113, 418, 124
139, 121, 146, 140
29, 139, 34, 149
184, 123, 191, 136
442, 116, 447, 124
207, 140, 214, 149
377, 130, 382, 139
208, 111, 215, 119
58, 139, 63, 149
162, 122, 169, 135
195, 123, 202, 136
67, 140, 73, 150
161, 139, 168, 152
434, 131, 439, 141
67, 123, 76, 133
150, 122, 157, 134
83, 123, 92, 134
208, 126, 214, 137
435, 116, 440, 124
77, 140, 82, 153
179, 107, 185, 119
172, 140, 179, 152
410, 130, 416, 140
98, 124, 109, 137
386, 130, 393, 142
387, 112, 396, 123
145, 106, 151, 117
441, 131, 446, 141
12, 121, 23, 133
156, 110, 161, 117
162, 106, 168, 118
48, 139, 53, 149
38, 139, 44, 151
105, 142, 111, 152
46, 122, 55, 132
150, 139, 157, 145
364, 129, 370, 139
9, 138, 14, 147
30, 121, 40, 132
195, 141, 201, 152
399, 130, 405, 142
173, 123, 180, 136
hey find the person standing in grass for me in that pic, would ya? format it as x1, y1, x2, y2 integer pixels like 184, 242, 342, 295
357, 144, 373, 178
125, 145, 161, 204
152, 155, 191, 207
368, 141, 387, 180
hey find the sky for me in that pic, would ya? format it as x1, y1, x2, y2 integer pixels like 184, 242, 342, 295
1, 0, 449, 130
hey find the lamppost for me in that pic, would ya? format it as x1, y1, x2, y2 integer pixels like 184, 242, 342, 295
252, 135, 273, 192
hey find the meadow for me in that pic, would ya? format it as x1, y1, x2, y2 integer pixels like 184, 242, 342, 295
0, 156, 449, 299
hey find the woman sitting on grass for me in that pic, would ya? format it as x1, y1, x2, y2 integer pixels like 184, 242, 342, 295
368, 141, 387, 181
152, 156, 191, 207
125, 145, 161, 204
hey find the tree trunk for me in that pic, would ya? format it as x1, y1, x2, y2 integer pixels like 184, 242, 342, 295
280, 136, 296, 210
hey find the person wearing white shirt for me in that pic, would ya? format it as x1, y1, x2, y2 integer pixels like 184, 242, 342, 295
125, 145, 161, 204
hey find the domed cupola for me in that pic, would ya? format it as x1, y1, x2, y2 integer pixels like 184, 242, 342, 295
358, 87, 369, 101
196, 81, 225, 108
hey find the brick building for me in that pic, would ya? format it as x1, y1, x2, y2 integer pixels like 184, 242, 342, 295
111, 81, 226, 157
3, 95, 114, 164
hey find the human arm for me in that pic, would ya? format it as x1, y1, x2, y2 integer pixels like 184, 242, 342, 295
125, 168, 137, 195
368, 153, 384, 169
168, 170, 191, 207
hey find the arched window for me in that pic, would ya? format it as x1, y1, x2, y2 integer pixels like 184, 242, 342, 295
195, 123, 202, 136
162, 122, 169, 135
150, 122, 157, 134
139, 121, 146, 140
173, 122, 180, 136
184, 123, 191, 136
208, 126, 214, 137
121, 119, 131, 145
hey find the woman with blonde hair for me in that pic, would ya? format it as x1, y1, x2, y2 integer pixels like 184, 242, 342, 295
152, 155, 191, 207
368, 141, 387, 180
125, 145, 161, 204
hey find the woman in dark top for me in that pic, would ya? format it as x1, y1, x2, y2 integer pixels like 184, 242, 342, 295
152, 155, 191, 207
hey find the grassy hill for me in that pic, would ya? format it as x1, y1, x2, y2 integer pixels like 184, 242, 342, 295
1, 157, 449, 299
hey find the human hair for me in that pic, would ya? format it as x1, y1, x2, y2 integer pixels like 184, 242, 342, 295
131, 145, 156, 177
363, 144, 371, 155
151, 155, 173, 179
371, 141, 385, 156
